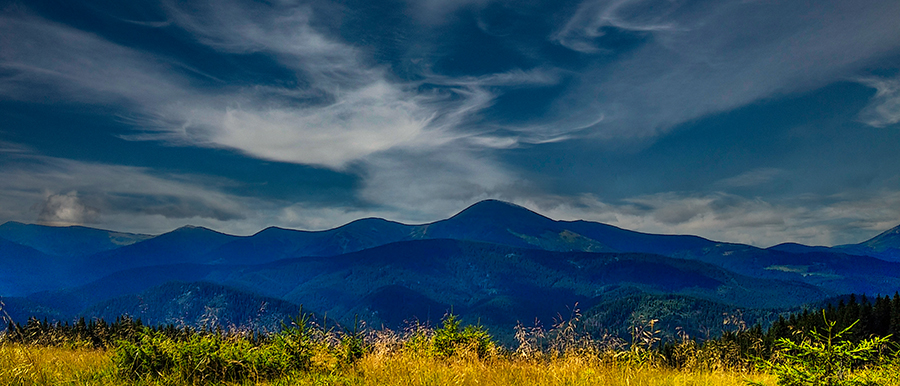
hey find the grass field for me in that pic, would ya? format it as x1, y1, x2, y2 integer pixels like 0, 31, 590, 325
1, 342, 781, 386
4, 310, 900, 385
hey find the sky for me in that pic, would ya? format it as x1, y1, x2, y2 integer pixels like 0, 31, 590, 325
1, 0, 899, 247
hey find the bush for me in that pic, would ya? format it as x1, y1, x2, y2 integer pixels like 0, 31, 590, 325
337, 316, 368, 366
268, 312, 317, 374
750, 311, 891, 386
431, 314, 495, 359
113, 312, 321, 382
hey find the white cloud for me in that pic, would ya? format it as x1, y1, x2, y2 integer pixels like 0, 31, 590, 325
550, 0, 900, 139
519, 191, 900, 247
0, 141, 31, 154
162, 0, 366, 87
2, 148, 898, 248
553, 0, 682, 53
36, 191, 99, 226
358, 148, 524, 222
0, 4, 543, 170
2, 0, 898, 247
0, 14, 187, 105
141, 80, 436, 169
858, 76, 900, 128
0, 155, 256, 234
0, 2, 547, 234
0, 6, 439, 169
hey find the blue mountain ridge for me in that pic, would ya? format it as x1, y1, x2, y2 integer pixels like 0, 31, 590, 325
0, 221, 150, 257
2, 199, 900, 341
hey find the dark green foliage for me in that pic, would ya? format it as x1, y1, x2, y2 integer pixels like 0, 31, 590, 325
750, 311, 891, 386
768, 293, 900, 346
655, 293, 900, 375
269, 312, 316, 373
114, 329, 275, 382
660, 325, 772, 372
113, 311, 321, 383
430, 313, 495, 358
337, 316, 368, 366
107, 309, 376, 382
582, 292, 786, 343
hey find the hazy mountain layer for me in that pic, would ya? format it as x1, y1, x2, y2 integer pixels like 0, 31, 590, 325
2, 199, 899, 340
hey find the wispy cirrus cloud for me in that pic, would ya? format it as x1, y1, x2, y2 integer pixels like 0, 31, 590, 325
553, 0, 682, 53
358, 147, 524, 221
858, 76, 900, 128
0, 1, 546, 231
548, 0, 900, 139
0, 6, 437, 169
0, 2, 554, 170
0, 153, 255, 233
0, 13, 187, 105
517, 190, 900, 247
1, 0, 899, 248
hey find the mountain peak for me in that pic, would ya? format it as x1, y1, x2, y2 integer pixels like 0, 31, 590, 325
860, 223, 900, 249
154, 225, 235, 241
449, 200, 552, 222
171, 225, 219, 233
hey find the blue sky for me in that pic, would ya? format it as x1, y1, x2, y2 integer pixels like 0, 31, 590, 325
1, 0, 899, 246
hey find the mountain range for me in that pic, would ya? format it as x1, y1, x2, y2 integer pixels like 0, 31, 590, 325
2, 200, 899, 342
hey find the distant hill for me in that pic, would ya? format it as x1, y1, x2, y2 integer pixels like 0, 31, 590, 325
0, 221, 150, 257
2, 199, 899, 340
580, 289, 789, 341
77, 226, 241, 283
767, 242, 834, 254
834, 224, 900, 262
200, 217, 414, 265
13, 239, 827, 336
0, 237, 77, 296
83, 281, 305, 331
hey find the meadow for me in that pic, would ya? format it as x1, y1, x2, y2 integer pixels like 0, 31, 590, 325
3, 308, 900, 386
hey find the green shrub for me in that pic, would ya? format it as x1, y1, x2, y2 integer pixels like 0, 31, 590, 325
336, 316, 368, 366
112, 329, 175, 379
431, 314, 495, 359
268, 312, 317, 374
113, 311, 321, 382
750, 311, 891, 386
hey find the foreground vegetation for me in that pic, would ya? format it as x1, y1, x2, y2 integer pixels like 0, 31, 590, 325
3, 296, 900, 385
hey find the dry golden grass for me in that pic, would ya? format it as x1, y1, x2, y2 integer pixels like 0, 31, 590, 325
265, 352, 777, 386
0, 342, 115, 385
2, 342, 777, 386
19, 342, 900, 386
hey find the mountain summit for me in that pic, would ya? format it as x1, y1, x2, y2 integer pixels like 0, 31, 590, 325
420, 200, 613, 252
446, 200, 554, 224
834, 224, 900, 262
860, 224, 900, 250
